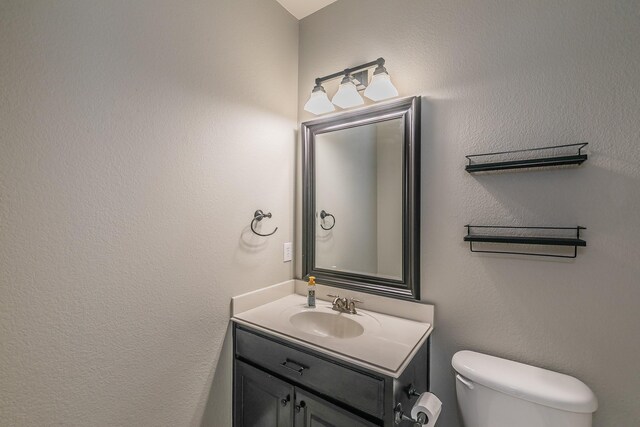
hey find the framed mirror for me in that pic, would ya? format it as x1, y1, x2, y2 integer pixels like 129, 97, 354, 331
301, 96, 421, 300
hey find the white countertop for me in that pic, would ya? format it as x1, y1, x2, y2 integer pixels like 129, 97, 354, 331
231, 281, 433, 378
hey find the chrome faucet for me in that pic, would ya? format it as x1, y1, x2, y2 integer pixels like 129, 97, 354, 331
327, 294, 362, 314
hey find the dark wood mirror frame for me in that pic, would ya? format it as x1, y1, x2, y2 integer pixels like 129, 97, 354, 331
301, 96, 421, 300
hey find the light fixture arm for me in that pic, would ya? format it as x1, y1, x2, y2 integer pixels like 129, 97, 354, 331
314, 57, 385, 86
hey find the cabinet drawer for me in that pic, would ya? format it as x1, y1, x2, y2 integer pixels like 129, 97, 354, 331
235, 326, 384, 417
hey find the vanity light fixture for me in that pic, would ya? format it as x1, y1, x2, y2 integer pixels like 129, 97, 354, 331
303, 57, 398, 115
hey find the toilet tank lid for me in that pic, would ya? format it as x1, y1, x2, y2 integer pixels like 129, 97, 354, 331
452, 350, 597, 413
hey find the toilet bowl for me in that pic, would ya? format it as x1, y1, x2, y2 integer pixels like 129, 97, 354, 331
452, 350, 597, 427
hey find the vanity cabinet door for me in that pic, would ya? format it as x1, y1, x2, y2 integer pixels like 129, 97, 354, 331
234, 361, 294, 427
294, 390, 376, 427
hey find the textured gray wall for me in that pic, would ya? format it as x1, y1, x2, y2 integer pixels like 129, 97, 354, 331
298, 1, 640, 425
0, 1, 298, 425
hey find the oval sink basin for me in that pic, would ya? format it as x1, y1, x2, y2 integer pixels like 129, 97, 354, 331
289, 311, 364, 339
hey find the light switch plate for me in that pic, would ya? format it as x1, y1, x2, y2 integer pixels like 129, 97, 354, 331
283, 242, 293, 262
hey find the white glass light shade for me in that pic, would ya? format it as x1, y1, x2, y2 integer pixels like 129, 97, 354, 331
364, 72, 398, 101
331, 80, 364, 109
304, 87, 335, 115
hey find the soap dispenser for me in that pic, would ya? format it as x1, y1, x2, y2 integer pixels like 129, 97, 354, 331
307, 276, 316, 308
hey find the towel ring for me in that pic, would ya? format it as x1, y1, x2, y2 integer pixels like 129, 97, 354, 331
320, 210, 336, 231
251, 210, 278, 237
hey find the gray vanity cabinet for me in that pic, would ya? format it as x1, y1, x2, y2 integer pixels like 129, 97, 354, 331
234, 359, 374, 427
233, 324, 430, 427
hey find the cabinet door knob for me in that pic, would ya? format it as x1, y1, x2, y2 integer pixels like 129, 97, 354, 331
280, 394, 290, 407
295, 400, 306, 413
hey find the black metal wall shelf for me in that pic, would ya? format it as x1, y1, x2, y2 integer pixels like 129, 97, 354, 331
464, 225, 586, 258
465, 143, 588, 173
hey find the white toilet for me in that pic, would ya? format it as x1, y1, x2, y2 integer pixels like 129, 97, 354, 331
452, 350, 598, 427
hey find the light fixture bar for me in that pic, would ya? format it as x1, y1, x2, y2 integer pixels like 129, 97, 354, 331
314, 57, 386, 86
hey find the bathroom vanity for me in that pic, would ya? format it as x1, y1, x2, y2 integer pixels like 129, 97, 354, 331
231, 282, 433, 427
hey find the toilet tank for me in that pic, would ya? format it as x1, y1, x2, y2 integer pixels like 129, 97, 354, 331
452, 351, 597, 427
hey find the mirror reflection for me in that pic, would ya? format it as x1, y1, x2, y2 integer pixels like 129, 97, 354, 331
315, 118, 404, 280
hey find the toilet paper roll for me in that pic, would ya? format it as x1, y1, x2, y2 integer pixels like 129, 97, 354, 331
410, 392, 442, 426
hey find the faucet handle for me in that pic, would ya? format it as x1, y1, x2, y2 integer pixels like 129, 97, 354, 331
327, 294, 341, 306
346, 297, 362, 314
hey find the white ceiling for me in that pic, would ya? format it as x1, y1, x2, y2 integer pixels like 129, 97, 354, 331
275, 0, 339, 20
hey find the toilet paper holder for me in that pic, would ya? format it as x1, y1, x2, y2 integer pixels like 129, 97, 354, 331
394, 384, 429, 426
394, 402, 428, 426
